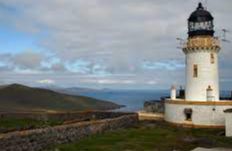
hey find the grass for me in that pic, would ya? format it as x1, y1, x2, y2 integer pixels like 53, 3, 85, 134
0, 117, 62, 133
47, 121, 232, 151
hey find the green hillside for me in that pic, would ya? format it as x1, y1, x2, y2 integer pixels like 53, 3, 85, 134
0, 84, 121, 112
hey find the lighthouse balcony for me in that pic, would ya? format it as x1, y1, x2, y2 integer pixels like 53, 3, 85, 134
165, 98, 232, 104
183, 36, 220, 53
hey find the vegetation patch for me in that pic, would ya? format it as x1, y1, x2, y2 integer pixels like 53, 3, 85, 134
47, 121, 232, 151
0, 117, 62, 133
0, 84, 121, 112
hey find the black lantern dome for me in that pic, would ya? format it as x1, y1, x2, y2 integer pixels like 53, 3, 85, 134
188, 3, 214, 37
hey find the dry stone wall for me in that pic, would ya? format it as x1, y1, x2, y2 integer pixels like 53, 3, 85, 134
0, 111, 129, 121
144, 100, 164, 113
0, 113, 138, 151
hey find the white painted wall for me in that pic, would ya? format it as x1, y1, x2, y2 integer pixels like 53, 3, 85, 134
185, 51, 219, 101
225, 113, 232, 137
165, 103, 232, 126
171, 86, 176, 100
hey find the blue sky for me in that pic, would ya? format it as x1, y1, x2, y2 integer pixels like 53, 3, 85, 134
0, 0, 231, 90
0, 27, 36, 53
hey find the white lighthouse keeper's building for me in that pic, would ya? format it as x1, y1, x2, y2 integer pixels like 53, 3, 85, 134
164, 3, 232, 128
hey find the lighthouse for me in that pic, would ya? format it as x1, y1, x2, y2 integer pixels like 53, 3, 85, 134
164, 3, 232, 127
183, 2, 220, 101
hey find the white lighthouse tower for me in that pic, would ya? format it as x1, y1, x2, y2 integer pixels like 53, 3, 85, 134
164, 3, 232, 127
184, 2, 220, 101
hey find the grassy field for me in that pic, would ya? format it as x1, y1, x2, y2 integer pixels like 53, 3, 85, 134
0, 117, 62, 133
47, 121, 232, 151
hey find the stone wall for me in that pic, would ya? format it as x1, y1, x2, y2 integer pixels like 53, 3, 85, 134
0, 113, 138, 151
143, 100, 164, 113
0, 111, 129, 121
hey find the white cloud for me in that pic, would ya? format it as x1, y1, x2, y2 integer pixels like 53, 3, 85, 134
12, 51, 43, 69
37, 79, 55, 84
147, 81, 157, 85
97, 79, 135, 85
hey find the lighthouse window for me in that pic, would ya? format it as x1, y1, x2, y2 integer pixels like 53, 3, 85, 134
210, 53, 215, 64
193, 65, 198, 78
189, 22, 195, 31
199, 22, 204, 29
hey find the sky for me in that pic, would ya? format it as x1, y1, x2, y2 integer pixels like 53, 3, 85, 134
0, 0, 231, 89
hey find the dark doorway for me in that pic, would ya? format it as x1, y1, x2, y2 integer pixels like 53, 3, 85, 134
184, 108, 192, 121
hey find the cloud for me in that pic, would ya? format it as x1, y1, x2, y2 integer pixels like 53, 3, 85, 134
147, 81, 157, 85
37, 79, 55, 84
0, 51, 48, 73
12, 51, 43, 69
142, 60, 184, 71
0, 0, 231, 89
97, 79, 136, 85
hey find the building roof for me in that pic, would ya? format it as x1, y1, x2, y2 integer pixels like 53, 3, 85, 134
188, 3, 215, 37
188, 3, 214, 22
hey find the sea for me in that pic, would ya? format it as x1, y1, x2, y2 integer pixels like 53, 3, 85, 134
78, 89, 169, 112
78, 89, 232, 112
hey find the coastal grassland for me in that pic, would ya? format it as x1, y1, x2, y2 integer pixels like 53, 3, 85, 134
47, 121, 232, 151
0, 117, 62, 133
